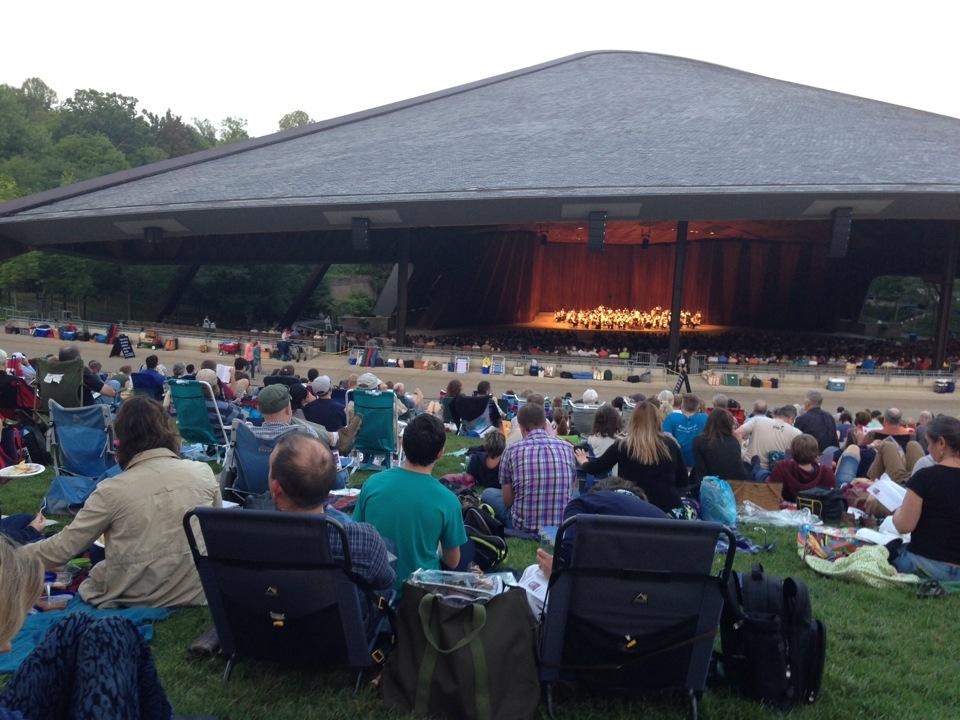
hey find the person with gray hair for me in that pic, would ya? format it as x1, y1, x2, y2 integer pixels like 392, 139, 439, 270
171, 362, 186, 378
711, 393, 729, 411
795, 390, 838, 452
750, 400, 769, 418
915, 410, 934, 452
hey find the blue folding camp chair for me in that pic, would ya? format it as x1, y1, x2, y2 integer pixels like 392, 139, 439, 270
220, 421, 279, 502
183, 507, 394, 688
540, 515, 736, 720
44, 400, 118, 514
131, 371, 165, 401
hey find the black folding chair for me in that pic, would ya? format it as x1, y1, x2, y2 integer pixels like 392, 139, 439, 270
539, 515, 736, 720
183, 507, 393, 689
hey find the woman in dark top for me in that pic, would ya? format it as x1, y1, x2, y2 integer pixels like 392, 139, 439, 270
769, 433, 835, 501
466, 431, 506, 489
574, 401, 688, 513
692, 409, 748, 483
892, 415, 960, 580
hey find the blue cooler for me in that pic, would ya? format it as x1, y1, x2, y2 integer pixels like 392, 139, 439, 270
934, 379, 956, 394
826, 377, 846, 391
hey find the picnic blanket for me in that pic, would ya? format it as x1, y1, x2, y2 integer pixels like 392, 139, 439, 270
804, 544, 920, 590
0, 597, 172, 673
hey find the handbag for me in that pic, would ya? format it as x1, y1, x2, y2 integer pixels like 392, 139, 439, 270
383, 584, 540, 720
797, 488, 846, 522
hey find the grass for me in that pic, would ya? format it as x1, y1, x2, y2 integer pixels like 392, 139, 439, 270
2, 436, 959, 719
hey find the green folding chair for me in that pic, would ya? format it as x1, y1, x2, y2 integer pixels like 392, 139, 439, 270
167, 379, 230, 454
350, 389, 399, 471
36, 357, 84, 410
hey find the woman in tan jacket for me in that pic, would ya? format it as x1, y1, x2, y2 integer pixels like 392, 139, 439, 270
23, 397, 220, 608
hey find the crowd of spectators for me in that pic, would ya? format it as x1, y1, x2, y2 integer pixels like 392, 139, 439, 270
398, 328, 957, 370
1, 341, 958, 718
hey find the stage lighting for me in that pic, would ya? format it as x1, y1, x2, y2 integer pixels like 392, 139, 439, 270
829, 207, 853, 258
588, 211, 606, 254
351, 217, 370, 252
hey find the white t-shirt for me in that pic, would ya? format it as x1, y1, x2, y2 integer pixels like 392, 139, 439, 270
740, 415, 802, 469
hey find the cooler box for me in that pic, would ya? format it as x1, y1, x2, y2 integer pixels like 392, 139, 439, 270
60, 331, 77, 341
826, 377, 846, 391
934, 379, 956, 393
723, 372, 739, 386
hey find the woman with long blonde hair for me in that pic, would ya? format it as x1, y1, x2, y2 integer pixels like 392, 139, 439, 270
575, 401, 689, 512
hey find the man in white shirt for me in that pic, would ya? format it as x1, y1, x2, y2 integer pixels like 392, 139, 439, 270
735, 404, 801, 473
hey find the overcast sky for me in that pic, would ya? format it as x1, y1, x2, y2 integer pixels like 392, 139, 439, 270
3, 1, 958, 138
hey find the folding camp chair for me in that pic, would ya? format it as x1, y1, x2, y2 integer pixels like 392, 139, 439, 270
167, 379, 231, 455
219, 421, 280, 502
44, 400, 117, 514
183, 507, 393, 688
570, 404, 598, 436
36, 357, 84, 409
350, 389, 399, 470
539, 515, 736, 720
131, 371, 165, 401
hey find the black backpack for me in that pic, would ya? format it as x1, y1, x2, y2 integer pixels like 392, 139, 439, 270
719, 564, 826, 710
462, 504, 508, 571
797, 487, 845, 522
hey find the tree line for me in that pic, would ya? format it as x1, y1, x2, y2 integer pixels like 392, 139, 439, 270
0, 77, 375, 329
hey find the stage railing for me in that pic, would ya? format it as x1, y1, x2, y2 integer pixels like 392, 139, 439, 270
347, 345, 661, 370
700, 361, 957, 381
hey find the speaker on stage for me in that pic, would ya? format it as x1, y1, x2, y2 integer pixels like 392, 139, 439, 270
588, 211, 606, 254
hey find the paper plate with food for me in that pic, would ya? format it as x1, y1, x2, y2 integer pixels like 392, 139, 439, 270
0, 461, 45, 478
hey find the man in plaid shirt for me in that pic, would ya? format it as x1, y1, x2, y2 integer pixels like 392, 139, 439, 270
482, 404, 576, 532
268, 432, 394, 591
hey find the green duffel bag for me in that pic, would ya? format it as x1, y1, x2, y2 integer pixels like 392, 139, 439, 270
383, 584, 540, 720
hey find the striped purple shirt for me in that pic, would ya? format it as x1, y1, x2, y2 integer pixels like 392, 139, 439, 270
500, 428, 576, 531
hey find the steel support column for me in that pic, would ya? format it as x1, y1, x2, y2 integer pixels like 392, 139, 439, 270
277, 263, 331, 330
667, 221, 689, 368
155, 263, 201, 322
933, 226, 959, 370
396, 234, 410, 346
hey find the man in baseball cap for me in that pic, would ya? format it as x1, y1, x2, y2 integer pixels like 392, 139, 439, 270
303, 375, 347, 433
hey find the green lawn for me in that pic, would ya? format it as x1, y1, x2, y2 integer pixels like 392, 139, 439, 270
2, 437, 958, 720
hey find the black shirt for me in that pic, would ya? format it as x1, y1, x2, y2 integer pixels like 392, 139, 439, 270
795, 408, 838, 452
81, 367, 105, 406
580, 438, 688, 513
906, 465, 960, 564
692, 435, 748, 483
302, 398, 347, 432
466, 452, 501, 490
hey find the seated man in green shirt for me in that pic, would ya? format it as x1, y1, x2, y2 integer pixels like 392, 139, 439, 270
353, 414, 467, 590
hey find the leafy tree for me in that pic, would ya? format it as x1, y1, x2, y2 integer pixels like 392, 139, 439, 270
279, 110, 313, 130
150, 110, 211, 157
192, 118, 218, 147
0, 173, 18, 201
218, 116, 249, 145
0, 85, 31, 157
54, 134, 128, 185
58, 89, 154, 156
332, 290, 375, 319
20, 78, 57, 114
